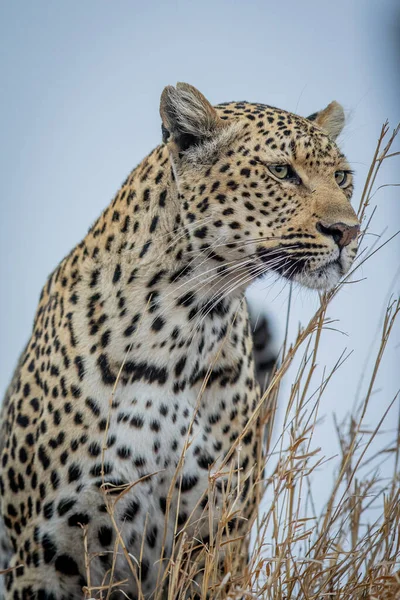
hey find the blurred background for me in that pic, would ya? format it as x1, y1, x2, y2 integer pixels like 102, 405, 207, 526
0, 1, 399, 507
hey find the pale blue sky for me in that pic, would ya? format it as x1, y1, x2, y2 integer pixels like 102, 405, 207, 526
0, 0, 399, 492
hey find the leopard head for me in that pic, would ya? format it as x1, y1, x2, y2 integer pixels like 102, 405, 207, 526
160, 83, 359, 291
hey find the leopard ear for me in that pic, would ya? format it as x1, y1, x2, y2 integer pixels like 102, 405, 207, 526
307, 101, 345, 140
160, 83, 224, 152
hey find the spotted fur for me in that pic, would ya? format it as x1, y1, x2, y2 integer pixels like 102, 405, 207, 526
0, 83, 359, 599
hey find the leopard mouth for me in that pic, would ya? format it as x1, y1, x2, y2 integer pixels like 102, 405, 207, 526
256, 246, 345, 291
292, 258, 344, 290
310, 257, 343, 277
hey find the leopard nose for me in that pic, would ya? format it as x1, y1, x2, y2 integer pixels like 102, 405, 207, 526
316, 221, 360, 249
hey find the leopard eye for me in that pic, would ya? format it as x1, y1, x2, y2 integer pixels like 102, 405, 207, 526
266, 164, 301, 184
268, 164, 295, 180
335, 170, 348, 187
268, 165, 288, 179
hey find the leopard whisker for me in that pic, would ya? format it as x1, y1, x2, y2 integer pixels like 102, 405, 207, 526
162, 245, 295, 303
189, 255, 291, 335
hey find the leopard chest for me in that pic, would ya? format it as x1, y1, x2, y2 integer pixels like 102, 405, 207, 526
77, 332, 259, 584
96, 344, 259, 490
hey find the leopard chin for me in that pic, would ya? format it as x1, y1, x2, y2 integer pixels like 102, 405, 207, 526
293, 260, 343, 290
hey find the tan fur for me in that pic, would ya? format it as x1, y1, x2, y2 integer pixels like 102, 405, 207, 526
0, 84, 360, 599
310, 100, 345, 140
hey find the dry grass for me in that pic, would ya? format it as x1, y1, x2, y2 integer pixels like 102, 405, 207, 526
79, 123, 400, 599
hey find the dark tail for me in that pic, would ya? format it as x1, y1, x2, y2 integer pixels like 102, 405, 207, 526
248, 302, 277, 392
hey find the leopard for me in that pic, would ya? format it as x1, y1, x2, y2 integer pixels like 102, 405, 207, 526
0, 82, 360, 599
